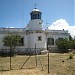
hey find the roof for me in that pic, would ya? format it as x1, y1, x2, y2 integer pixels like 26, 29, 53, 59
32, 8, 40, 12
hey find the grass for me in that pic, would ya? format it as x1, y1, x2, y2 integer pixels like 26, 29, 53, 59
0, 53, 75, 75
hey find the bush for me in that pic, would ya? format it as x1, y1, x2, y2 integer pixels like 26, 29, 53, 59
0, 52, 16, 57
56, 38, 75, 53
55, 38, 69, 53
68, 53, 73, 59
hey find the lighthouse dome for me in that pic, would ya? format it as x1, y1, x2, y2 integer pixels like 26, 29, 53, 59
32, 8, 40, 12
30, 8, 42, 20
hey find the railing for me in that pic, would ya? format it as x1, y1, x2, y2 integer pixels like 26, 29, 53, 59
0, 48, 44, 56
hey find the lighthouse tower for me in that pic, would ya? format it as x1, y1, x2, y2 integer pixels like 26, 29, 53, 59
25, 7, 46, 49
26, 7, 43, 30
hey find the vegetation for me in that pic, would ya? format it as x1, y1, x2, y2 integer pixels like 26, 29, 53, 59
2, 34, 21, 70
55, 38, 69, 52
69, 35, 75, 49
0, 53, 75, 75
68, 53, 74, 59
2, 34, 21, 55
3, 34, 21, 48
0, 34, 21, 56
55, 37, 75, 53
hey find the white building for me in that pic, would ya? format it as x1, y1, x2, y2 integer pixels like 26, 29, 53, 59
0, 7, 70, 53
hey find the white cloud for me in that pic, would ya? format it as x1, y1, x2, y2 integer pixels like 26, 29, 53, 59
48, 19, 75, 38
6, 27, 14, 28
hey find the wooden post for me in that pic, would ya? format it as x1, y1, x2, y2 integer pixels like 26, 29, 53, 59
48, 50, 50, 73
47, 39, 50, 74
35, 44, 37, 67
10, 48, 11, 70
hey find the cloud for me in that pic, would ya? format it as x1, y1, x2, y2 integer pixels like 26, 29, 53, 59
6, 27, 14, 28
48, 19, 75, 38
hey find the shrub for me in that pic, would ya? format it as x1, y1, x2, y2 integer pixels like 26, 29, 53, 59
68, 53, 73, 59
55, 38, 69, 53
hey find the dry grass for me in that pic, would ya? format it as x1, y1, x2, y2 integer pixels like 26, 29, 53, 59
0, 53, 75, 75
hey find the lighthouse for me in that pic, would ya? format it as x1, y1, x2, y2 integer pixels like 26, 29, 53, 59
26, 7, 43, 30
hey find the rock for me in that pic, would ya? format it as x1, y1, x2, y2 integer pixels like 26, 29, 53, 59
41, 50, 48, 55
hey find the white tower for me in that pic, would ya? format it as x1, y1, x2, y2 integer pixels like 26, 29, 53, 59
25, 7, 46, 49
26, 7, 43, 30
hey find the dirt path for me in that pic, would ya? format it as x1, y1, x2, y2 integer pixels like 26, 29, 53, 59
0, 69, 46, 75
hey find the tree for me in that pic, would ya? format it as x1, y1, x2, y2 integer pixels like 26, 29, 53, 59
72, 39, 75, 49
3, 34, 21, 70
68, 39, 75, 49
55, 38, 69, 53
69, 35, 75, 49
69, 35, 73, 41
56, 37, 75, 53
3, 34, 21, 48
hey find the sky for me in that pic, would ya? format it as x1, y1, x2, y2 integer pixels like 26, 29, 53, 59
0, 0, 75, 37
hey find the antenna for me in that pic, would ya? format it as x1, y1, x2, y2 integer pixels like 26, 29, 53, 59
34, 2, 37, 9
46, 20, 48, 29
46, 20, 50, 30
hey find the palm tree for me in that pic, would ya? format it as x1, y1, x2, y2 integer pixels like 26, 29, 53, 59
3, 34, 21, 70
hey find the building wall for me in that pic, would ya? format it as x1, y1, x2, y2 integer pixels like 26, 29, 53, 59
0, 28, 27, 49
0, 34, 6, 49
0, 28, 70, 53
46, 30, 70, 51
26, 19, 43, 30
27, 32, 46, 49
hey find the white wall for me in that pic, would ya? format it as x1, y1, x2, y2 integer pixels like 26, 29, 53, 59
47, 30, 69, 47
0, 31, 27, 49
26, 19, 43, 30
0, 28, 69, 50
27, 32, 46, 49
0, 34, 6, 49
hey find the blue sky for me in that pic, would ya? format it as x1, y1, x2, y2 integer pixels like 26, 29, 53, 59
0, 0, 74, 28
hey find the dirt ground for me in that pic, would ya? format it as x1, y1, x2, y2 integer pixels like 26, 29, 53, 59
0, 68, 54, 75
0, 53, 75, 75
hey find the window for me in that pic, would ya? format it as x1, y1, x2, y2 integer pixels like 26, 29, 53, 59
47, 38, 54, 45
38, 36, 42, 41
20, 37, 24, 46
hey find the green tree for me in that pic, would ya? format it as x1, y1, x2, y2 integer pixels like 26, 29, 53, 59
55, 38, 69, 53
3, 34, 21, 70
69, 35, 73, 41
69, 35, 75, 49
3, 34, 21, 48
68, 39, 75, 49
72, 39, 75, 49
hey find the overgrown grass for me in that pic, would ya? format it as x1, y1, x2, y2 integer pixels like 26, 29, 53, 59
68, 53, 74, 59
0, 53, 75, 75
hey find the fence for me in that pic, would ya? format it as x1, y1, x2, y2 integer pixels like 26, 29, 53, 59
0, 49, 75, 75
0, 48, 45, 70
